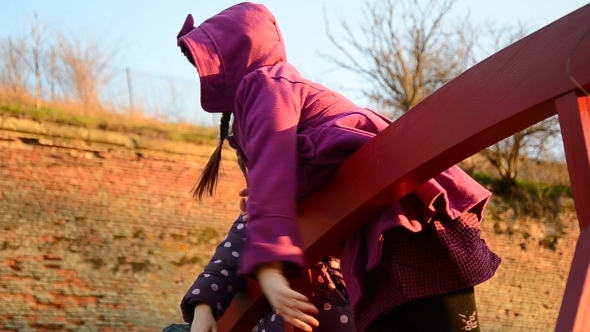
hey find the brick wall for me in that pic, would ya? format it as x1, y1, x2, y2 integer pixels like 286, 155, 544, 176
475, 214, 578, 331
0, 130, 246, 331
0, 126, 580, 331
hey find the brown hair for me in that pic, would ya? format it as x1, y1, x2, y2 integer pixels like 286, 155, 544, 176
236, 152, 247, 176
192, 112, 232, 199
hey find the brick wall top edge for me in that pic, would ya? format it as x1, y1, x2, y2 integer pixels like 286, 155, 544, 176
0, 116, 235, 161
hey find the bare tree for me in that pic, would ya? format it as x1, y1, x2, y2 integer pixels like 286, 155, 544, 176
323, 0, 475, 118
0, 36, 30, 98
1, 14, 47, 107
45, 45, 59, 101
324, 0, 562, 193
483, 120, 561, 191
50, 33, 119, 112
27, 13, 44, 109
480, 22, 562, 191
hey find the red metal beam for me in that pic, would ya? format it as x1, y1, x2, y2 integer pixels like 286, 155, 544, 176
218, 4, 590, 331
555, 94, 590, 331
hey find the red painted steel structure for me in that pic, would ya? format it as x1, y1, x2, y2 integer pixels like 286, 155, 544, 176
218, 4, 590, 332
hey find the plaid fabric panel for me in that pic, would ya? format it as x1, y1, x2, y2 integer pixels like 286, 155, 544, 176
354, 212, 501, 332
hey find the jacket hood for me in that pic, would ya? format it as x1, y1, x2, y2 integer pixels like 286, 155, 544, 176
177, 2, 287, 113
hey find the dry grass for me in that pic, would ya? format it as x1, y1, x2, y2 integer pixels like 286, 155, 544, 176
0, 89, 218, 144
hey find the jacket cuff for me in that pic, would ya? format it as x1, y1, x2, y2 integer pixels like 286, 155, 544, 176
240, 236, 306, 280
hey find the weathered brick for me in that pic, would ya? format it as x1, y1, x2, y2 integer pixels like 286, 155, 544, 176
0, 132, 581, 331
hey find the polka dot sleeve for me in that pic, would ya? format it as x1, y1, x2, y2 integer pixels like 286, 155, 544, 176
180, 215, 247, 323
256, 257, 355, 332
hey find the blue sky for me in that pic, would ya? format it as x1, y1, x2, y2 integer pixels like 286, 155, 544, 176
1, 0, 588, 125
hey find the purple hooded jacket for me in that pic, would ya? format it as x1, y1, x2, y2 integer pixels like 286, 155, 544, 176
177, 2, 495, 314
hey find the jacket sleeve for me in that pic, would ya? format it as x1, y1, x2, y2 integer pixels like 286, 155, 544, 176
234, 71, 305, 280
180, 215, 247, 323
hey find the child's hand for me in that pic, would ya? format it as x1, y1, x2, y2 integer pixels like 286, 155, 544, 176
257, 262, 319, 331
190, 303, 217, 332
239, 188, 249, 221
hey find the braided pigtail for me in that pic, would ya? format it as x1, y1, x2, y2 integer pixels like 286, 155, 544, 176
236, 153, 247, 176
192, 112, 232, 199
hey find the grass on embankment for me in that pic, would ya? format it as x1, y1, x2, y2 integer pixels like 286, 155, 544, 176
0, 97, 218, 145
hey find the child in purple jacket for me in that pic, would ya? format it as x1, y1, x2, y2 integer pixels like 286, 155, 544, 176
177, 3, 500, 332
180, 214, 354, 332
